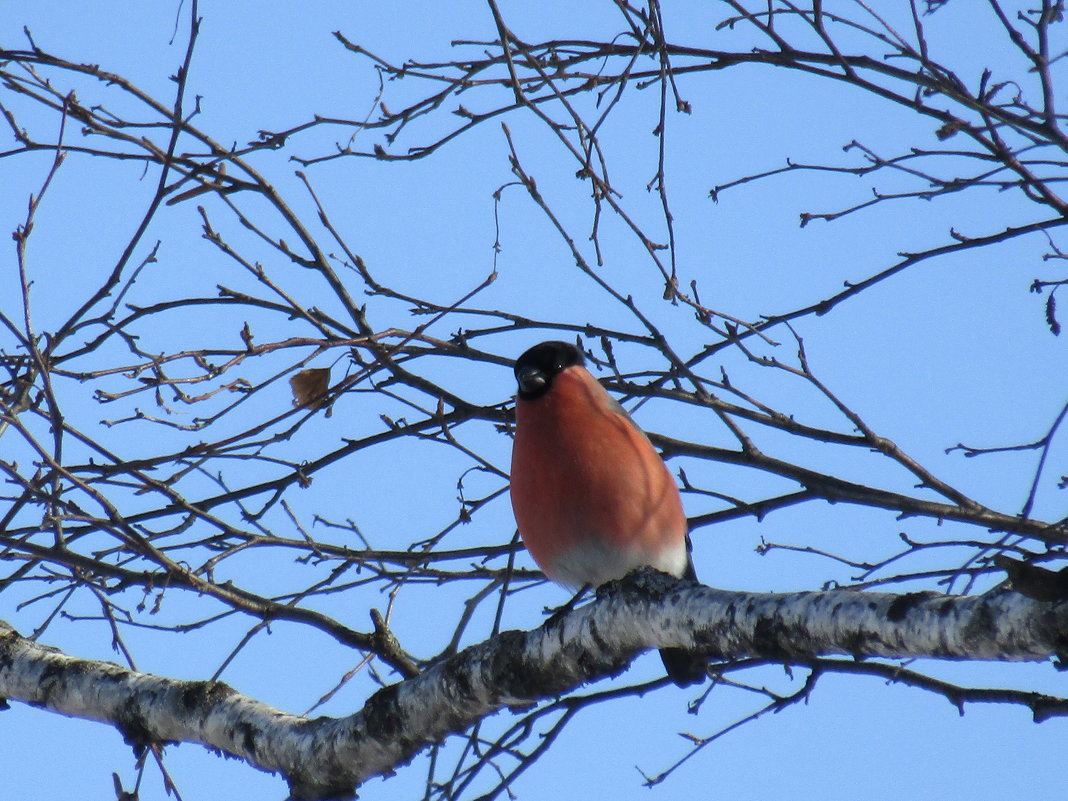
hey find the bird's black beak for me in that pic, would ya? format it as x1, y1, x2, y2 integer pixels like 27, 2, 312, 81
516, 365, 547, 396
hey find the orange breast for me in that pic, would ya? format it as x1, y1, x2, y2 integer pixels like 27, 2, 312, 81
510, 366, 687, 587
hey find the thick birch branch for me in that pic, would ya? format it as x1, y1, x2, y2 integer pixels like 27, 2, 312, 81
1, 572, 1064, 799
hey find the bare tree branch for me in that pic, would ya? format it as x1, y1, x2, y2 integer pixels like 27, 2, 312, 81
3, 573, 1065, 799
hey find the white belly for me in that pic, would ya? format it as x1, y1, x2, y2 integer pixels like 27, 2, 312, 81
549, 536, 689, 589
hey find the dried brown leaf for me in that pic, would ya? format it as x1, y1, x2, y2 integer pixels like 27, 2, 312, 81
290, 367, 331, 410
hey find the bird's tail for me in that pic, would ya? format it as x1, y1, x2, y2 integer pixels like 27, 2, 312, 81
659, 647, 706, 687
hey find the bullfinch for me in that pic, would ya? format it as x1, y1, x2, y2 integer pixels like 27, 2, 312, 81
509, 340, 705, 687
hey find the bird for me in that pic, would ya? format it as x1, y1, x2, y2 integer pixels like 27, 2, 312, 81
509, 340, 705, 687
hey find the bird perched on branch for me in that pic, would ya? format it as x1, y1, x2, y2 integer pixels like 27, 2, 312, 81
509, 340, 705, 687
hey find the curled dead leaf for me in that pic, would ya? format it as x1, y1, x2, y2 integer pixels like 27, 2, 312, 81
290, 367, 331, 411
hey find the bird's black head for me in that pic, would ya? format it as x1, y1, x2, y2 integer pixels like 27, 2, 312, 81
514, 340, 584, 400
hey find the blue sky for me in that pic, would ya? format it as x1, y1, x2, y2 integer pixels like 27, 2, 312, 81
2, 2, 1067, 799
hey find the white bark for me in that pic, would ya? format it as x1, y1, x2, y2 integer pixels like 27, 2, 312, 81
1, 572, 1063, 799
